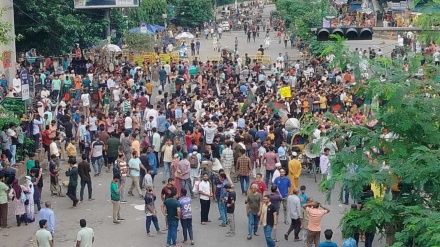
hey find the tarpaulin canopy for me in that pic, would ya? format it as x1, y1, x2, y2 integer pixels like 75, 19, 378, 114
129, 23, 165, 34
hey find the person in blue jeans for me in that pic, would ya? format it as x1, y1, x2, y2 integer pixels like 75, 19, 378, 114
161, 190, 180, 247
144, 186, 165, 237
246, 184, 263, 240
159, 66, 167, 92
216, 173, 228, 227
259, 195, 277, 247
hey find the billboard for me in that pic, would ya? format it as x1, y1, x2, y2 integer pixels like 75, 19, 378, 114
74, 0, 139, 9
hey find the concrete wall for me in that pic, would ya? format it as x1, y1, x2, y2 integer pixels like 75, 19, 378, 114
0, 0, 17, 87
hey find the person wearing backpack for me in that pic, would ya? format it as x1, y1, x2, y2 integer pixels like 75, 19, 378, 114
178, 152, 196, 199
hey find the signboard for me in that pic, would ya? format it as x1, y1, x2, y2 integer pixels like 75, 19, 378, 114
0, 97, 25, 116
2, 51, 12, 69
140, 22, 148, 34
74, 0, 139, 9
280, 86, 292, 98
20, 69, 30, 101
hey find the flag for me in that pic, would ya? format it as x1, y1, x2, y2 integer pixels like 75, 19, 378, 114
241, 90, 256, 113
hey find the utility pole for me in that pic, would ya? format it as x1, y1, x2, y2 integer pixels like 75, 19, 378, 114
104, 9, 111, 43
0, 0, 17, 87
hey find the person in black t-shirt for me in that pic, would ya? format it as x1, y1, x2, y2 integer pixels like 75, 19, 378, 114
259, 195, 277, 247
225, 184, 236, 237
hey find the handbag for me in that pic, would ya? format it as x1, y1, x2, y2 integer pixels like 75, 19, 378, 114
20, 191, 27, 203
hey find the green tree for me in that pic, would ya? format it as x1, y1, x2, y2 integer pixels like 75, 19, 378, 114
312, 34, 440, 246
275, 0, 330, 55
124, 32, 156, 54
0, 7, 13, 45
126, 0, 168, 28
176, 0, 213, 27
13, 0, 128, 55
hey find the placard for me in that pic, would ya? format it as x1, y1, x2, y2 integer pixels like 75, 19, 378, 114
280, 86, 292, 98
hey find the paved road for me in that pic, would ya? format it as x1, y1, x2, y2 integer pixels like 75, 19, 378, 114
0, 5, 393, 247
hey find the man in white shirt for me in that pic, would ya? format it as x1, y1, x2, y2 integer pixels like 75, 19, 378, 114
36, 219, 53, 247
319, 148, 330, 179
199, 121, 217, 145
285, 188, 302, 241
41, 87, 50, 99
107, 76, 115, 90
81, 90, 90, 118
434, 51, 440, 66
145, 105, 158, 128
76, 219, 94, 247
194, 97, 203, 120
198, 173, 212, 224
124, 115, 133, 133
12, 74, 21, 94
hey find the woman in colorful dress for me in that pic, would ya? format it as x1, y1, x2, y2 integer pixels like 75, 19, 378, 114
8, 178, 29, 226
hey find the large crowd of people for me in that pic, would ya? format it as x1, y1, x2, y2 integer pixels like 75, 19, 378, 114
0, 1, 417, 247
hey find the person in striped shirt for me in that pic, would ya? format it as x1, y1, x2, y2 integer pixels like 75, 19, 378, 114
116, 153, 128, 203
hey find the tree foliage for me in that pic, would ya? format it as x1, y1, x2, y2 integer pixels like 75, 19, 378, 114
176, 0, 213, 27
126, 0, 168, 28
312, 32, 440, 247
124, 32, 155, 54
13, 0, 129, 55
0, 7, 13, 45
276, 0, 330, 54
416, 0, 440, 44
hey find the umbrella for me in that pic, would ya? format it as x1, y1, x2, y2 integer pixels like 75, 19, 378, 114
102, 44, 122, 53
176, 32, 195, 39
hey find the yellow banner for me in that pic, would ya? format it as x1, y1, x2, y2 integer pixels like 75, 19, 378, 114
280, 86, 291, 98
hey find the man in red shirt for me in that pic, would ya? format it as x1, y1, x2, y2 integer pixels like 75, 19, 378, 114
250, 173, 267, 195
42, 125, 52, 161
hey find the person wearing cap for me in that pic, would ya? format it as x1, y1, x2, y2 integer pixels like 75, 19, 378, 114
288, 152, 302, 193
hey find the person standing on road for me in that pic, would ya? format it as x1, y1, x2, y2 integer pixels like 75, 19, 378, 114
161, 190, 181, 247
303, 201, 330, 247
225, 183, 236, 237
288, 152, 302, 193
179, 188, 194, 245
198, 172, 212, 225
273, 168, 291, 225
144, 186, 165, 237
236, 149, 252, 195
90, 135, 104, 177
115, 153, 128, 203
110, 175, 124, 224
178, 152, 194, 198
128, 151, 143, 199
285, 188, 302, 242
76, 219, 94, 247
78, 154, 94, 202
38, 201, 55, 236
65, 158, 80, 208
106, 132, 120, 173
161, 139, 174, 184
246, 184, 263, 240
36, 219, 54, 247
259, 195, 278, 247
0, 174, 9, 228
